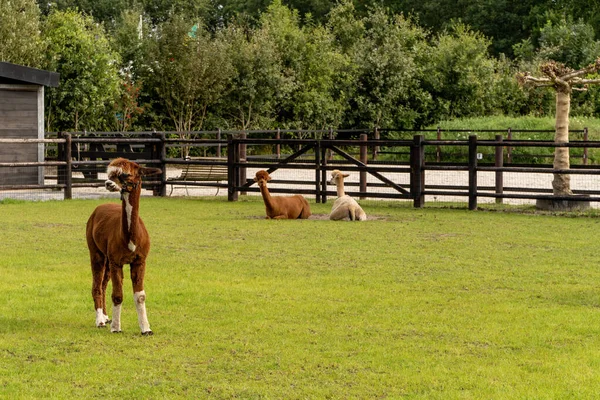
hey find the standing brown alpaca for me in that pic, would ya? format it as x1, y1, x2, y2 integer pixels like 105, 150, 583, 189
86, 158, 161, 335
254, 170, 311, 219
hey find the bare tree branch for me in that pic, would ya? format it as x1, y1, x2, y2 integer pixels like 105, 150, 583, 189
524, 75, 552, 84
561, 57, 600, 80
579, 78, 600, 85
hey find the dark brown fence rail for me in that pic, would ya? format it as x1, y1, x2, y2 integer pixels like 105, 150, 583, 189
1, 129, 599, 209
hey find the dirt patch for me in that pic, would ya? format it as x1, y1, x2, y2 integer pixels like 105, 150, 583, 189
248, 213, 387, 221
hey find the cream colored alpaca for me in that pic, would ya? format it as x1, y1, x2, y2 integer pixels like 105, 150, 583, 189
328, 170, 367, 221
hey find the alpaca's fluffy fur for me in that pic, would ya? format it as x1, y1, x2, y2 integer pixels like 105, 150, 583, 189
254, 170, 311, 219
329, 170, 367, 221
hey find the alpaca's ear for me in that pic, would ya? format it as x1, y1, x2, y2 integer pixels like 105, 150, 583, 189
343, 173, 350, 178
253, 176, 258, 182
267, 175, 272, 181
140, 167, 162, 176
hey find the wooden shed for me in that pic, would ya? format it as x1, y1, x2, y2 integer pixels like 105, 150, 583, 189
0, 62, 59, 186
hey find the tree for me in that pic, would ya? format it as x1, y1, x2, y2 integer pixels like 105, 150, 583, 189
288, 23, 349, 130
43, 10, 122, 131
259, 0, 349, 130
517, 59, 600, 196
213, 0, 332, 27
37, 0, 211, 26
326, 0, 364, 54
423, 23, 503, 122
0, 0, 44, 67
110, 7, 148, 75
545, 0, 600, 45
140, 0, 211, 24
217, 21, 287, 130
537, 17, 600, 70
344, 6, 430, 129
144, 15, 233, 154
512, 16, 600, 119
112, 72, 144, 132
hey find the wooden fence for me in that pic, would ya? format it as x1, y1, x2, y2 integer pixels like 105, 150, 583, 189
1, 129, 600, 209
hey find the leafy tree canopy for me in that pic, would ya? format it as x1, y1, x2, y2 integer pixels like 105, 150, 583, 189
0, 0, 44, 67
43, 10, 122, 131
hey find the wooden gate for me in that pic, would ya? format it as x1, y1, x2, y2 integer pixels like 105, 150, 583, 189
227, 137, 415, 203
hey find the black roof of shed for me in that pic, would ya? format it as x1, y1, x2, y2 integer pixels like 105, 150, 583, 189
0, 62, 59, 87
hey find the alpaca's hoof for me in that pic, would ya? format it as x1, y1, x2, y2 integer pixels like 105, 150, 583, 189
141, 330, 153, 336
97, 323, 106, 328
111, 330, 122, 334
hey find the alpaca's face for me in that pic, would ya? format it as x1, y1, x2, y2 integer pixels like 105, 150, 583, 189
254, 170, 271, 187
105, 159, 138, 193
329, 170, 349, 185
105, 158, 161, 193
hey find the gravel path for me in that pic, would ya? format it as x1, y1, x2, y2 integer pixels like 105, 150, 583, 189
3, 165, 599, 208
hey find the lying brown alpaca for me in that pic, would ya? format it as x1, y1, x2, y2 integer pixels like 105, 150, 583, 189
86, 158, 161, 335
254, 170, 311, 219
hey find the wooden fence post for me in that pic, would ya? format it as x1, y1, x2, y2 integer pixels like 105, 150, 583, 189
495, 134, 503, 204
410, 135, 425, 208
57, 131, 65, 185
321, 141, 328, 204
64, 133, 72, 200
315, 140, 321, 203
276, 128, 281, 159
360, 133, 368, 199
157, 131, 167, 197
436, 126, 442, 163
468, 135, 478, 210
373, 127, 379, 160
227, 134, 238, 201
240, 131, 247, 196
507, 127, 512, 163
583, 127, 588, 165
328, 127, 333, 161
217, 128, 222, 158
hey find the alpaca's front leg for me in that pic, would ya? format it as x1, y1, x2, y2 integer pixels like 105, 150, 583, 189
131, 262, 152, 335
134, 291, 152, 335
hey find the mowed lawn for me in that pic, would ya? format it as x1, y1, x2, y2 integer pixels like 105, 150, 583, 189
1, 196, 600, 399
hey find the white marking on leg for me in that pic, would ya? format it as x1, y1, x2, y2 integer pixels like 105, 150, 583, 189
95, 308, 106, 327
111, 304, 122, 332
128, 241, 136, 252
134, 291, 151, 334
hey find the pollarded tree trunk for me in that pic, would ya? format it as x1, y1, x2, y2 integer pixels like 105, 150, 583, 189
552, 90, 572, 195
518, 58, 600, 197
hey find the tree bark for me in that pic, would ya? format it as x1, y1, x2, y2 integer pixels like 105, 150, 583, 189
552, 90, 572, 195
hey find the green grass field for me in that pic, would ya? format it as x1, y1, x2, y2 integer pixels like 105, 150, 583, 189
2, 196, 600, 399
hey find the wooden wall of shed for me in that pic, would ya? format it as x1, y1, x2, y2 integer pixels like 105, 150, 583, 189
0, 87, 42, 185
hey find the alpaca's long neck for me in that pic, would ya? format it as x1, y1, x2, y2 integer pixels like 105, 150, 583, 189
121, 187, 141, 252
336, 179, 346, 197
259, 183, 274, 207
